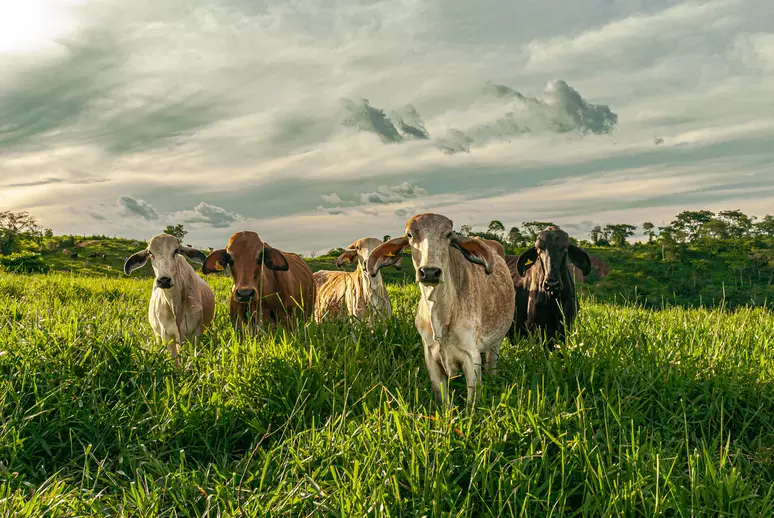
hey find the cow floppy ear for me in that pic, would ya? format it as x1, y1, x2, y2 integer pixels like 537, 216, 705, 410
259, 244, 289, 271
180, 246, 207, 264
202, 249, 231, 274
367, 236, 409, 277
335, 249, 358, 267
124, 250, 149, 276
516, 247, 538, 276
568, 245, 592, 276
451, 233, 496, 274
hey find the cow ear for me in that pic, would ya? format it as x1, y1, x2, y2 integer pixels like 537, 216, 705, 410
180, 246, 207, 264
260, 244, 289, 271
367, 236, 409, 277
516, 247, 538, 276
202, 249, 230, 274
335, 249, 358, 267
568, 245, 592, 276
451, 233, 496, 274
124, 250, 149, 276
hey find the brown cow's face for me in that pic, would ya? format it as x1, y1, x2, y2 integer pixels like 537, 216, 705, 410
202, 231, 289, 303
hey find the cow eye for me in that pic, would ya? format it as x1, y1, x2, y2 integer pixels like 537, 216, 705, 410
446, 232, 452, 239
406, 232, 413, 238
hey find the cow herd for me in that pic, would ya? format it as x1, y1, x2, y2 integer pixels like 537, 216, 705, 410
124, 212, 592, 405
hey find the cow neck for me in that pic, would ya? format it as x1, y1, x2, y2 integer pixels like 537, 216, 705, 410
357, 262, 386, 314
418, 265, 458, 341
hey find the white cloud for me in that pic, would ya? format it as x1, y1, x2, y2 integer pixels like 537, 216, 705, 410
118, 195, 159, 220
320, 192, 342, 203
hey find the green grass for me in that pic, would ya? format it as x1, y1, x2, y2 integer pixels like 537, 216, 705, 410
1, 272, 774, 516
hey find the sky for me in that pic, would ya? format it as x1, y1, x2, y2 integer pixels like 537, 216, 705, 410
2, 0, 773, 253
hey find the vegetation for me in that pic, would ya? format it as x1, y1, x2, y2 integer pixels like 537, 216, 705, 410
163, 224, 188, 241
1, 273, 773, 515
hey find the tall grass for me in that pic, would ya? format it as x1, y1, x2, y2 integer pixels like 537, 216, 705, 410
1, 272, 773, 516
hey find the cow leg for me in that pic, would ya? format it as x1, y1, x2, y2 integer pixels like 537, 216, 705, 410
423, 344, 449, 408
461, 354, 482, 407
485, 342, 500, 375
167, 341, 181, 369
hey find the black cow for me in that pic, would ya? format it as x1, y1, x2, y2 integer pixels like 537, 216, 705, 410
506, 226, 591, 348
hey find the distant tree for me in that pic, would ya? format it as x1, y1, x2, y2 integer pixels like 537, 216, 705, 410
755, 215, 774, 236
506, 226, 526, 248
717, 209, 755, 239
309, 249, 318, 259
383, 235, 391, 242
163, 224, 188, 241
0, 211, 40, 255
522, 221, 556, 241
459, 225, 473, 236
670, 210, 715, 241
642, 222, 656, 243
327, 247, 345, 256
487, 220, 505, 238
604, 224, 636, 247
590, 225, 603, 245
698, 218, 730, 240
43, 228, 54, 238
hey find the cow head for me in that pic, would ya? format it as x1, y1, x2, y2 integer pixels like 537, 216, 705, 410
336, 237, 387, 287
367, 213, 496, 285
123, 234, 207, 289
516, 226, 591, 297
201, 231, 289, 303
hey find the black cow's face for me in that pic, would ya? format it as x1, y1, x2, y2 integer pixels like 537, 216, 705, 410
516, 226, 591, 297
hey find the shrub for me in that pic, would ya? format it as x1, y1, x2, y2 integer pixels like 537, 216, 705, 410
0, 252, 50, 274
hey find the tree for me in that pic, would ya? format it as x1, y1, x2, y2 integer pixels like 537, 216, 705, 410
487, 220, 505, 238
604, 224, 636, 247
506, 226, 525, 248
309, 249, 318, 259
0, 211, 40, 255
590, 225, 604, 245
755, 215, 774, 236
670, 210, 715, 241
642, 222, 656, 243
44, 228, 54, 238
717, 209, 754, 239
163, 224, 188, 241
459, 225, 473, 236
522, 221, 556, 241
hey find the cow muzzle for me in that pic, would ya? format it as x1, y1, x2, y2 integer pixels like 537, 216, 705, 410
542, 279, 563, 296
156, 276, 174, 289
418, 266, 442, 285
235, 288, 256, 303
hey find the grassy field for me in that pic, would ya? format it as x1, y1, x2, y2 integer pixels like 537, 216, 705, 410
1, 272, 774, 516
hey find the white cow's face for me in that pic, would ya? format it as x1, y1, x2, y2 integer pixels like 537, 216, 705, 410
123, 234, 207, 289
335, 237, 384, 281
406, 214, 454, 285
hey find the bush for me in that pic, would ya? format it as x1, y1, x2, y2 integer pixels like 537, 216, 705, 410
0, 252, 50, 274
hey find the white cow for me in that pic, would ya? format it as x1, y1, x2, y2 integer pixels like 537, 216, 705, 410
313, 237, 392, 325
368, 213, 515, 406
124, 234, 215, 367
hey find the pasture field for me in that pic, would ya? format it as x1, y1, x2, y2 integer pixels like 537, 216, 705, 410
1, 272, 774, 517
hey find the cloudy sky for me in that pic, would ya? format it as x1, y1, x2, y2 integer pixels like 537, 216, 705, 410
2, 0, 773, 252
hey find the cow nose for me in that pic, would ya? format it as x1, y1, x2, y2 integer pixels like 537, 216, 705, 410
418, 266, 442, 284
156, 276, 173, 289
235, 288, 256, 302
543, 279, 562, 293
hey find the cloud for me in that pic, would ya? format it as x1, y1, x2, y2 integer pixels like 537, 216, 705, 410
118, 195, 159, 220
390, 105, 430, 140
321, 192, 343, 203
484, 79, 618, 135
317, 205, 346, 215
434, 129, 474, 155
360, 182, 427, 204
175, 202, 239, 228
342, 98, 403, 143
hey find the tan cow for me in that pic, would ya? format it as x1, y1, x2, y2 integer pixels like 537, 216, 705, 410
202, 231, 315, 331
313, 237, 391, 325
368, 213, 515, 406
124, 234, 215, 368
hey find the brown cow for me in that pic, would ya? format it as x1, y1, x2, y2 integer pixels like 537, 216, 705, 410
202, 231, 315, 331
505, 226, 591, 347
368, 213, 515, 407
313, 237, 391, 325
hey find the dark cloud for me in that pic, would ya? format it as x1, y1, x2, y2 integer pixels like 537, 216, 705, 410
484, 79, 618, 135
118, 195, 159, 220
360, 182, 427, 203
4, 176, 107, 188
390, 105, 430, 140
342, 98, 402, 143
435, 129, 474, 155
654, 137, 664, 145
181, 202, 238, 228
317, 205, 345, 215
